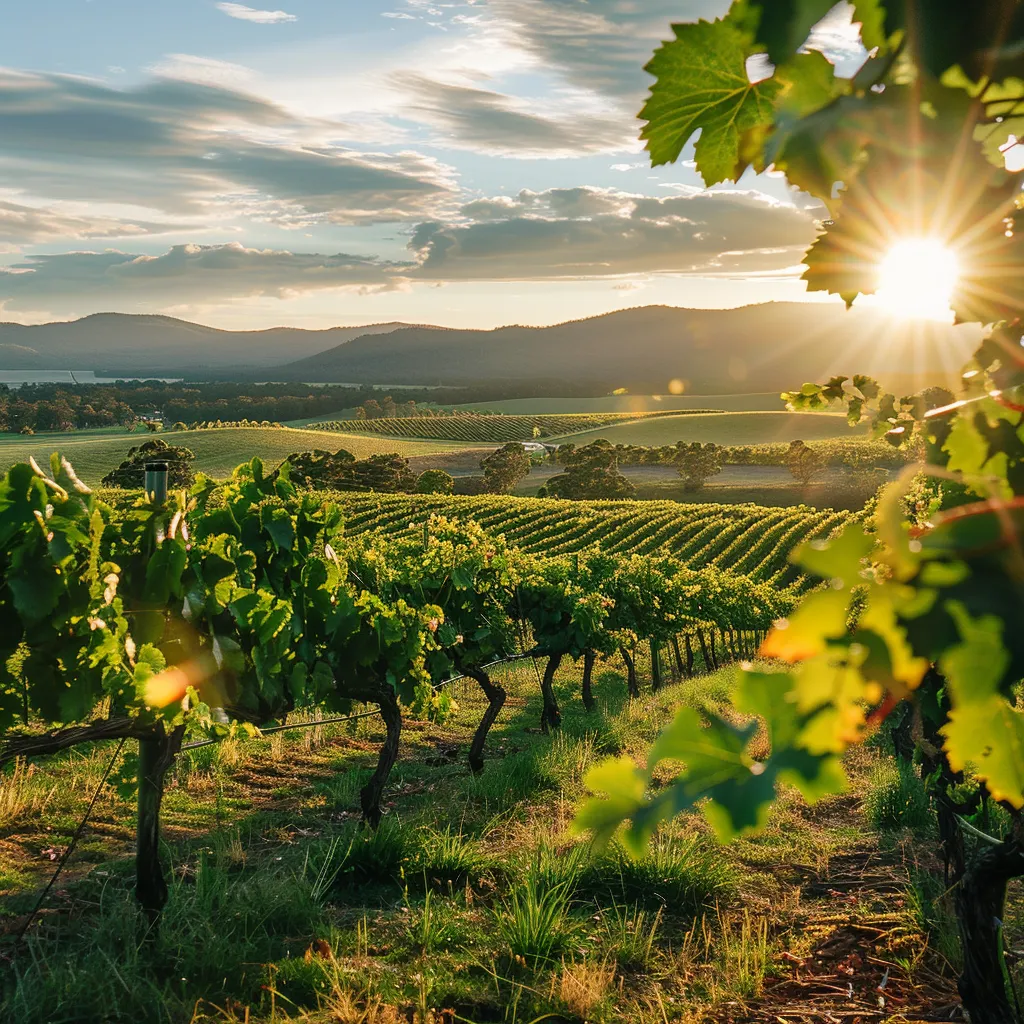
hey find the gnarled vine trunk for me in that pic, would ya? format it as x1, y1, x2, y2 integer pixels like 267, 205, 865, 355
650, 641, 662, 692
135, 722, 185, 922
620, 646, 639, 697
581, 650, 597, 712
671, 636, 685, 679
540, 652, 563, 732
461, 662, 507, 773
956, 840, 1024, 1023
360, 689, 402, 826
683, 633, 695, 677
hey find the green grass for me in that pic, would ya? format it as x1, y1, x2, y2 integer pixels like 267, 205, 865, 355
0, 426, 461, 486
0, 657, 957, 1023
546, 410, 866, 447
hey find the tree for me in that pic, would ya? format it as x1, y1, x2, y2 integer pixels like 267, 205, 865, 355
672, 442, 722, 492
102, 438, 195, 489
547, 440, 636, 500
345, 453, 417, 493
416, 469, 455, 495
784, 440, 826, 485
574, 5, 1024, 1020
481, 442, 531, 493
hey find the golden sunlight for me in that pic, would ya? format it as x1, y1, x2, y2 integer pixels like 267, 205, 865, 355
874, 238, 959, 321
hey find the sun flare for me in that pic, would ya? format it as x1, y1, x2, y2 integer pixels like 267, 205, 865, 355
874, 238, 959, 321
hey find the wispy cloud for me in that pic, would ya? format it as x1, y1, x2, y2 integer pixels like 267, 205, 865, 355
215, 3, 297, 24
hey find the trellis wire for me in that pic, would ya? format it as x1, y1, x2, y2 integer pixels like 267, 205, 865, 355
179, 653, 534, 753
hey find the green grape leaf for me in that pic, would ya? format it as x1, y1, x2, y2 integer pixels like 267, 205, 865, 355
573, 756, 649, 850
641, 14, 781, 183
259, 504, 294, 552
794, 523, 875, 585
144, 537, 187, 605
756, 0, 839, 65
8, 567, 62, 623
942, 695, 1024, 807
939, 602, 1010, 706
760, 588, 852, 662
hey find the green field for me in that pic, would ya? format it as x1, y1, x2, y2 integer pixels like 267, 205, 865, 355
455, 392, 787, 414
546, 410, 865, 447
0, 426, 457, 486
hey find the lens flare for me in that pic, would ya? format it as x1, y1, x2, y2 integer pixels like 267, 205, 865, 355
875, 238, 959, 321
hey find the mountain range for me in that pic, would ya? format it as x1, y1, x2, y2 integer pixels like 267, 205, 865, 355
0, 303, 981, 393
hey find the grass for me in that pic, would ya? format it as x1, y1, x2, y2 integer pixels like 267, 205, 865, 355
0, 658, 960, 1022
0, 426, 461, 485
546, 410, 866, 447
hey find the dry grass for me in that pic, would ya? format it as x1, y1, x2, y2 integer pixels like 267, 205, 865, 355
549, 958, 617, 1018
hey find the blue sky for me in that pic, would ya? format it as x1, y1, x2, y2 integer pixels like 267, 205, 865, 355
0, 0, 863, 329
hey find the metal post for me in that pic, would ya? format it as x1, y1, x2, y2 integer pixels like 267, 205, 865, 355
144, 461, 169, 505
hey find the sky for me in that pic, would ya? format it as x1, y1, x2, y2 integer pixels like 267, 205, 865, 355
0, 0, 867, 330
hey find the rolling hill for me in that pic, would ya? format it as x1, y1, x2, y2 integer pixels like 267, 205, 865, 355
0, 314, 433, 373
0, 302, 981, 393
276, 302, 980, 392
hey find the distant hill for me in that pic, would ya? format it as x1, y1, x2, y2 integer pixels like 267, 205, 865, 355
0, 303, 981, 393
276, 303, 981, 393
0, 314, 431, 374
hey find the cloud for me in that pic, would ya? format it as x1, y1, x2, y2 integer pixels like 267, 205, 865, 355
398, 73, 631, 157
0, 201, 178, 243
0, 243, 409, 312
410, 186, 817, 281
0, 69, 456, 236
485, 0, 727, 99
216, 3, 297, 24
0, 187, 819, 315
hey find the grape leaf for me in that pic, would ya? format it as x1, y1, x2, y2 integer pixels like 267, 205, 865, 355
942, 695, 1024, 807
641, 14, 781, 183
756, 0, 839, 65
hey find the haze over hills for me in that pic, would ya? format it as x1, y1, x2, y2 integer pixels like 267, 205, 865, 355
276, 303, 981, 393
0, 303, 981, 393
0, 314, 430, 373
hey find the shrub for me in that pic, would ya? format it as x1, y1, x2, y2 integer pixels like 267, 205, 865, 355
481, 443, 532, 493
453, 475, 490, 496
101, 438, 195, 489
416, 469, 455, 495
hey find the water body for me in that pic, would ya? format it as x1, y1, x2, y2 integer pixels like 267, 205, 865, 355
0, 371, 182, 387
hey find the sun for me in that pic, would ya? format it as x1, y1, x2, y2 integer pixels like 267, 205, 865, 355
874, 238, 959, 321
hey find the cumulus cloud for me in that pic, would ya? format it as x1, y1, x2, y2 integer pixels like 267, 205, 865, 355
0, 243, 409, 312
0, 70, 455, 237
0, 187, 819, 314
398, 73, 631, 157
216, 3, 297, 24
410, 186, 817, 280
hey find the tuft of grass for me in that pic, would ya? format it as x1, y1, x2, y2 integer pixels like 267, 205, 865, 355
581, 833, 736, 914
410, 826, 490, 887
329, 819, 409, 888
906, 865, 960, 969
679, 907, 771, 1002
494, 873, 578, 969
547, 958, 616, 1021
601, 903, 663, 974
865, 761, 932, 837
466, 750, 558, 809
